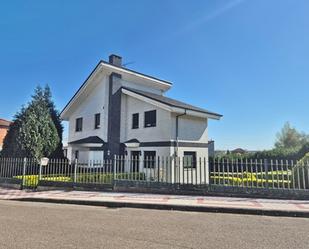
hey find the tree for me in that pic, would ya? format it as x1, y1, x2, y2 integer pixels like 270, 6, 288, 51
1, 85, 62, 159
275, 122, 308, 149
1, 108, 26, 157
43, 85, 64, 158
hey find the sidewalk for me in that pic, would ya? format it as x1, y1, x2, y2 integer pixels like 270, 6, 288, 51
1, 187, 309, 217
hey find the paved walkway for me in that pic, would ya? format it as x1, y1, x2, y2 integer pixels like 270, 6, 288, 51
1, 187, 309, 217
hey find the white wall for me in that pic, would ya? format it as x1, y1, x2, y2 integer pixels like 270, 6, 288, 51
171, 113, 208, 142
123, 146, 209, 184
120, 79, 163, 95
120, 94, 172, 143
65, 66, 209, 165
68, 76, 108, 144
177, 147, 209, 184
124, 146, 172, 180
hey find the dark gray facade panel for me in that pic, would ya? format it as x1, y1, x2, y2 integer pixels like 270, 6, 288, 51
139, 141, 209, 148
107, 73, 124, 158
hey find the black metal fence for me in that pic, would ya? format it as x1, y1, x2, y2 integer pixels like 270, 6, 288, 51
210, 158, 309, 190
0, 156, 308, 191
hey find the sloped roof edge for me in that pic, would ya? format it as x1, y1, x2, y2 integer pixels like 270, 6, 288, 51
122, 87, 223, 119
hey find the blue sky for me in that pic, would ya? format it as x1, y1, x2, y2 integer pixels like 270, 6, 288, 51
0, 0, 308, 150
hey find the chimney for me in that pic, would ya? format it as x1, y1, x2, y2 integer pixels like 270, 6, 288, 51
109, 54, 122, 67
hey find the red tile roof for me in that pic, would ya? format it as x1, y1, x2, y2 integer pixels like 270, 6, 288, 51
0, 119, 11, 127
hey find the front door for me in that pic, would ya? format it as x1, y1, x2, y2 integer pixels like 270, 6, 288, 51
131, 151, 140, 173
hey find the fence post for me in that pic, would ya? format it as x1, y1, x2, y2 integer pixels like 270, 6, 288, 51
208, 158, 213, 186
39, 161, 42, 181
74, 159, 78, 183
113, 155, 117, 185
157, 156, 160, 183
22, 158, 27, 189
264, 159, 269, 189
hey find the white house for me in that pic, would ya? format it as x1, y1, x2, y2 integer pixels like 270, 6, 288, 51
61, 54, 222, 179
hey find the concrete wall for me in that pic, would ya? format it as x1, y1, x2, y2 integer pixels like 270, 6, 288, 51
68, 76, 108, 144
122, 146, 209, 184
177, 147, 209, 184
120, 79, 163, 95
171, 113, 208, 143
65, 68, 209, 163
120, 94, 173, 143
125, 146, 173, 180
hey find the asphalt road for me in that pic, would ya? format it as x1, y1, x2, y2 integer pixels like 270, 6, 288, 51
0, 200, 308, 249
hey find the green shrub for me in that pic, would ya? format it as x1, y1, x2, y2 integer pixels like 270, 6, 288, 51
14, 175, 71, 187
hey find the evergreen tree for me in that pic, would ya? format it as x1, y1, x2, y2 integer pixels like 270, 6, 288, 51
1, 85, 62, 159
43, 85, 64, 158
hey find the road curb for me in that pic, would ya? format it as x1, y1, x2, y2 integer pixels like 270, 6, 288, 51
12, 197, 309, 218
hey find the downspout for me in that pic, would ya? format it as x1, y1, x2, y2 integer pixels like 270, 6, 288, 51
175, 109, 187, 157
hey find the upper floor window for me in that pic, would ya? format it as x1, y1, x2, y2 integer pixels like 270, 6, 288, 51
94, 113, 100, 129
144, 110, 156, 128
132, 113, 139, 129
75, 117, 83, 132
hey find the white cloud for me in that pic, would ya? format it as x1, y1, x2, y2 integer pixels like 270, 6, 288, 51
174, 0, 246, 36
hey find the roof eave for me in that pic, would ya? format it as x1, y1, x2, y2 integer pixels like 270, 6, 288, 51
171, 107, 222, 119
60, 61, 103, 120
122, 88, 223, 120
100, 60, 172, 86
60, 61, 173, 120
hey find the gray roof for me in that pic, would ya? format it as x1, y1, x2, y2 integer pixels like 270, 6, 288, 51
101, 60, 172, 85
69, 136, 105, 145
122, 87, 222, 117
61, 60, 172, 117
124, 139, 140, 144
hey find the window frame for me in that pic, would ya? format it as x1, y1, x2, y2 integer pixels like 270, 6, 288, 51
132, 113, 139, 129
144, 110, 157, 128
94, 113, 101, 129
143, 151, 156, 169
75, 117, 83, 132
183, 151, 197, 169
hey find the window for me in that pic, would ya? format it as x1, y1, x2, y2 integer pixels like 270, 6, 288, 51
132, 113, 139, 129
94, 113, 100, 129
75, 118, 83, 132
144, 151, 156, 169
74, 150, 79, 160
144, 110, 156, 128
184, 152, 196, 169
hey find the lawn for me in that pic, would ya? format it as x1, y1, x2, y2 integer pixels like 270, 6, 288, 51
210, 170, 292, 188
14, 172, 145, 187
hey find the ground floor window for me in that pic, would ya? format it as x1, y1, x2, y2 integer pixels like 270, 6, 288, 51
74, 150, 79, 160
184, 151, 196, 169
144, 151, 156, 169
131, 151, 141, 173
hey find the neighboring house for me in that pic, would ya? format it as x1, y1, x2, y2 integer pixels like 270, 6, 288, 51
61, 54, 222, 167
231, 148, 247, 155
0, 119, 11, 151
